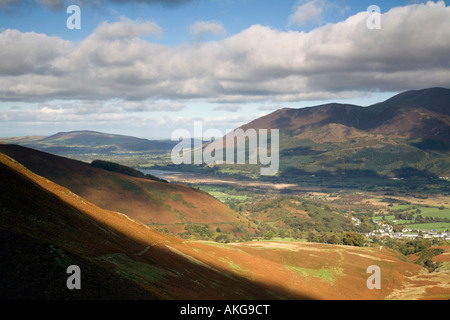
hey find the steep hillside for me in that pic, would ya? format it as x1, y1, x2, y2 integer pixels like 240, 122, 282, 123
0, 144, 244, 236
0, 151, 301, 299
1, 152, 448, 300
294, 123, 384, 144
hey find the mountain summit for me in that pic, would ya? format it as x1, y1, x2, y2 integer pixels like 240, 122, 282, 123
243, 87, 449, 141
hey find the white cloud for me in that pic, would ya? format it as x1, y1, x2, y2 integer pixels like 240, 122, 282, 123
189, 20, 226, 41
258, 105, 281, 112
212, 104, 241, 112
123, 101, 186, 112
0, 2, 449, 105
288, 0, 326, 27
93, 17, 162, 40
1, 104, 128, 122
0, 29, 73, 76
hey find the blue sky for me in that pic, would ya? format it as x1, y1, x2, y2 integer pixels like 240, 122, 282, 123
0, 0, 449, 139
1, 1, 428, 44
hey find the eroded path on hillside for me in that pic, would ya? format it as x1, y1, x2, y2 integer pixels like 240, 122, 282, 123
386, 271, 450, 300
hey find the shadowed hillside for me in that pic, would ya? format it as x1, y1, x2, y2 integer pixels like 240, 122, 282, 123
0, 144, 245, 236
1, 152, 448, 300
0, 152, 308, 299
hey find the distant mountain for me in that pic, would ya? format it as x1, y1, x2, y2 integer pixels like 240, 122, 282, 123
381, 87, 450, 115
1, 130, 178, 154
1, 88, 448, 178
234, 87, 450, 177
242, 87, 450, 141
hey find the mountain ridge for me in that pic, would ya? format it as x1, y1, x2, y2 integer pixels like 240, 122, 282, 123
0, 151, 300, 299
230, 87, 450, 177
242, 87, 450, 141
1, 87, 448, 177
1, 130, 178, 153
0, 144, 244, 236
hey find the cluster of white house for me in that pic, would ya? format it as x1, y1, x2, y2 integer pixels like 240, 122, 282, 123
365, 220, 450, 241
351, 216, 361, 226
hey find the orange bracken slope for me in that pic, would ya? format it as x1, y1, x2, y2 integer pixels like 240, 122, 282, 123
0, 144, 244, 235
1, 151, 448, 300
0, 151, 304, 299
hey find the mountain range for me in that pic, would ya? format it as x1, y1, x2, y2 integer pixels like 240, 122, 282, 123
237, 87, 450, 177
244, 87, 450, 140
2, 87, 448, 178
1, 86, 450, 299
0, 130, 177, 154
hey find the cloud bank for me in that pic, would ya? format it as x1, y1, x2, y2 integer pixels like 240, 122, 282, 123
0, 1, 449, 105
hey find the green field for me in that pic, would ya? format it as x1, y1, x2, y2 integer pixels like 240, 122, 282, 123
392, 205, 450, 218
405, 223, 450, 232
199, 186, 249, 203
373, 215, 395, 221
373, 204, 450, 231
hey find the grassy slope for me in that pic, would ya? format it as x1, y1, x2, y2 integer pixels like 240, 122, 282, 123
279, 125, 449, 177
0, 144, 243, 235
1, 151, 448, 300
0, 152, 301, 299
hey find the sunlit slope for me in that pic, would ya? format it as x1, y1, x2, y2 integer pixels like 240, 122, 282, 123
0, 144, 243, 235
182, 241, 428, 300
0, 152, 300, 299
387, 245, 450, 300
1, 152, 447, 300
177, 239, 449, 300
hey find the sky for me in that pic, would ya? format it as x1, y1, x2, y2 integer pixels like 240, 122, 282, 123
0, 0, 449, 139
